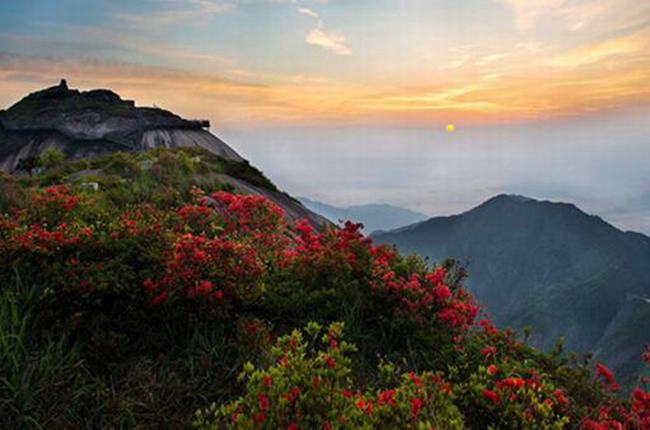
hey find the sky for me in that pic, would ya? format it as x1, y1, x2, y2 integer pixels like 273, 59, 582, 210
1, 0, 649, 232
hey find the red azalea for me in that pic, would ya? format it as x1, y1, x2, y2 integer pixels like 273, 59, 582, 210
554, 389, 570, 406
150, 291, 169, 305
411, 398, 424, 419
433, 283, 452, 302
483, 388, 500, 404
263, 374, 272, 388
409, 371, 423, 388
258, 393, 270, 411
595, 362, 620, 391
480, 346, 497, 357
325, 355, 336, 369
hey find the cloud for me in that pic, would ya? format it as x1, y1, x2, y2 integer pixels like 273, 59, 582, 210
305, 28, 351, 56
117, 0, 235, 29
545, 29, 649, 68
496, 0, 650, 33
291, 1, 351, 56
297, 7, 319, 18
495, 0, 567, 31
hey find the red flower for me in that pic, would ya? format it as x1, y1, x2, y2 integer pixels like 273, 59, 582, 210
411, 398, 423, 419
433, 283, 452, 302
409, 371, 423, 388
487, 364, 498, 376
483, 388, 500, 404
480, 346, 497, 357
554, 389, 570, 406
325, 355, 336, 369
150, 291, 169, 305
258, 393, 270, 411
263, 374, 272, 388
378, 389, 396, 406
595, 362, 620, 391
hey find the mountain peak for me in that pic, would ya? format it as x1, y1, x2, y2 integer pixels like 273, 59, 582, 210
490, 193, 536, 203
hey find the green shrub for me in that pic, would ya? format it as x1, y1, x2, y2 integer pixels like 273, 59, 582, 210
194, 322, 466, 430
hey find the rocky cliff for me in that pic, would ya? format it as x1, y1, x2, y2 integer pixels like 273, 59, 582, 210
0, 81, 328, 228
0, 80, 242, 172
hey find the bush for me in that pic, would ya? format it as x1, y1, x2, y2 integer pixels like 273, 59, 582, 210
194, 322, 466, 430
1, 150, 649, 428
38, 146, 65, 169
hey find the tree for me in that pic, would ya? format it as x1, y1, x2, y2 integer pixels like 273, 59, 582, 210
39, 146, 65, 169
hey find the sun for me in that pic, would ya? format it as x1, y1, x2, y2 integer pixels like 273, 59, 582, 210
446, 124, 456, 132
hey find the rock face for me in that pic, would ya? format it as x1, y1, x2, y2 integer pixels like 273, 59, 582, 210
372, 194, 650, 386
0, 81, 328, 229
0, 80, 242, 171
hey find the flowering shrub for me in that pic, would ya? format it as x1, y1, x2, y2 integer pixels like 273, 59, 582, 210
458, 360, 572, 429
2, 150, 650, 429
143, 232, 264, 309
194, 322, 466, 430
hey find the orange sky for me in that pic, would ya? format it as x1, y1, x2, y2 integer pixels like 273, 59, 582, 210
1, 0, 649, 126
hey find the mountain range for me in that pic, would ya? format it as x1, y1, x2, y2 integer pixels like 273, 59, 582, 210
372, 194, 650, 386
299, 197, 427, 233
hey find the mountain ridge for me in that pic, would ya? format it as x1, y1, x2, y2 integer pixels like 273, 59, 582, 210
372, 193, 650, 386
299, 196, 428, 233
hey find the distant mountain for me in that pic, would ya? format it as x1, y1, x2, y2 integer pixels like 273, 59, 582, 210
299, 197, 427, 234
372, 194, 650, 385
0, 80, 329, 229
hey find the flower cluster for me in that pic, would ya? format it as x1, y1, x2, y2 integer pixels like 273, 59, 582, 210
193, 322, 465, 430
143, 232, 263, 308
370, 249, 479, 330
3, 177, 650, 430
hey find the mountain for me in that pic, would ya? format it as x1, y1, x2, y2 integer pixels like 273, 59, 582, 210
372, 194, 650, 385
0, 80, 328, 228
299, 197, 427, 233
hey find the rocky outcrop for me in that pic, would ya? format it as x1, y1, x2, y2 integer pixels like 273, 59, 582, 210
0, 81, 328, 229
0, 80, 242, 171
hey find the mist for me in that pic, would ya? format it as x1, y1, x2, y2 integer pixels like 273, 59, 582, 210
221, 107, 650, 234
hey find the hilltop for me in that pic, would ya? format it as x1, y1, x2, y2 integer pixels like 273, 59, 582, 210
0, 81, 327, 229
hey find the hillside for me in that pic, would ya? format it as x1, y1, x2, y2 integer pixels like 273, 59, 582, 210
1, 155, 648, 428
372, 194, 650, 386
0, 84, 648, 429
0, 81, 328, 229
300, 197, 427, 234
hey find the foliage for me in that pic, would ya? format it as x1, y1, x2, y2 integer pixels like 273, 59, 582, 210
194, 322, 466, 430
0, 149, 648, 429
38, 146, 65, 169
